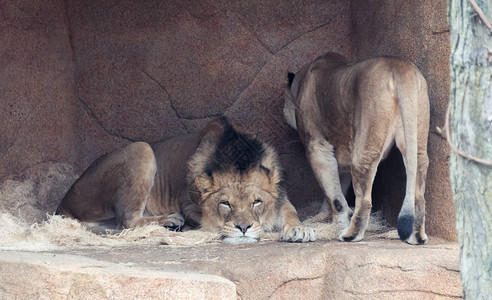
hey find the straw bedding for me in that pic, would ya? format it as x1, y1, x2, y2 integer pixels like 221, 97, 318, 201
0, 208, 396, 252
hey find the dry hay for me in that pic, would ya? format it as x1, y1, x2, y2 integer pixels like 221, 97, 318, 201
301, 209, 399, 241
0, 208, 396, 252
0, 212, 222, 251
0, 163, 77, 224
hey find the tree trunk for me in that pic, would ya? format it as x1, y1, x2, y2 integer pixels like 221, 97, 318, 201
448, 0, 492, 298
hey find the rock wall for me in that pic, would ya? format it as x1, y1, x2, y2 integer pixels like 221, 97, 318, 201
0, 0, 456, 240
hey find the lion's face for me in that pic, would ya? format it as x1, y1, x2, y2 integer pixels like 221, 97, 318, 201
195, 168, 278, 243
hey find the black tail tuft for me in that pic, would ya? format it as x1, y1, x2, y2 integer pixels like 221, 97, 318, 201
287, 72, 295, 87
397, 214, 414, 241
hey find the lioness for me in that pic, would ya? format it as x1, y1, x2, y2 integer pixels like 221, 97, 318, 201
284, 52, 429, 244
56, 117, 317, 243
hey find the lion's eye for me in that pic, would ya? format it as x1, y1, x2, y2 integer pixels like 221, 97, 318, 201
220, 201, 231, 207
253, 199, 262, 206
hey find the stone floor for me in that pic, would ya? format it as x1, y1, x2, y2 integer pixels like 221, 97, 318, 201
0, 238, 462, 299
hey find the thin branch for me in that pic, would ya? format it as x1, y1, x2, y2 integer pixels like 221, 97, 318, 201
444, 96, 492, 167
468, 0, 492, 34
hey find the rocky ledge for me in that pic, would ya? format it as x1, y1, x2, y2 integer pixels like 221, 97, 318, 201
0, 238, 461, 299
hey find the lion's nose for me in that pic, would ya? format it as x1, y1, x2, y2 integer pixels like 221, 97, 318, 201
236, 223, 252, 233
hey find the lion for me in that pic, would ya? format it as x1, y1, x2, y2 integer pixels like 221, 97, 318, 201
56, 117, 317, 243
284, 52, 429, 244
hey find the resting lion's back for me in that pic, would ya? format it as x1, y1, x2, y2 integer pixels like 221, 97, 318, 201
151, 133, 203, 189
57, 142, 156, 220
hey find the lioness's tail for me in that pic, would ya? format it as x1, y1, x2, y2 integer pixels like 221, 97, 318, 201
283, 72, 298, 130
394, 66, 421, 241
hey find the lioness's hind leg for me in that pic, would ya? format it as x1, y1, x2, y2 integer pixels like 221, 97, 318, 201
410, 152, 428, 245
396, 130, 429, 245
340, 116, 388, 242
339, 155, 379, 242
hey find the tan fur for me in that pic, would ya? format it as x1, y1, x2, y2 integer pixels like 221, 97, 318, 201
284, 52, 429, 244
56, 118, 316, 243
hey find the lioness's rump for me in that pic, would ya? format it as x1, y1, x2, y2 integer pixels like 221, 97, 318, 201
284, 51, 429, 245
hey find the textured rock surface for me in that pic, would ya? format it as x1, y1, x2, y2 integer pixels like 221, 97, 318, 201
0, 239, 462, 299
0, 0, 455, 240
0, 251, 236, 299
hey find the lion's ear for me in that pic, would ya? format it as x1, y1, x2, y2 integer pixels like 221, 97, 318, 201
259, 164, 280, 188
259, 165, 272, 182
258, 147, 281, 186
195, 173, 214, 195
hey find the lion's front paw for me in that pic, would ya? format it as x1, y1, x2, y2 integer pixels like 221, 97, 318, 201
280, 225, 317, 243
